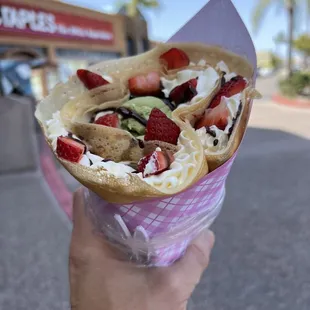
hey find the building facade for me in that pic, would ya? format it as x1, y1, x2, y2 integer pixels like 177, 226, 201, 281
0, 0, 151, 99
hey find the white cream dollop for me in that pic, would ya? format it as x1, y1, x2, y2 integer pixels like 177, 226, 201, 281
45, 112, 134, 178
160, 67, 219, 105
196, 126, 228, 152
46, 111, 68, 150
191, 68, 220, 104
140, 130, 200, 191
196, 93, 242, 153
216, 61, 237, 82
94, 110, 114, 121
90, 161, 135, 178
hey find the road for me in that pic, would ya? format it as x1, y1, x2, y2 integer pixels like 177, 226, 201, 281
191, 102, 310, 310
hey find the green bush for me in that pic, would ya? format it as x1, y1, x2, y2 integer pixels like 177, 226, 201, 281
279, 72, 310, 97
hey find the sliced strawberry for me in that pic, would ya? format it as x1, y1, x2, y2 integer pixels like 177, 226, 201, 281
159, 48, 190, 70
56, 136, 85, 163
94, 113, 120, 128
195, 100, 229, 130
128, 71, 161, 96
138, 150, 173, 177
144, 108, 181, 145
77, 69, 110, 90
169, 78, 198, 105
209, 75, 246, 109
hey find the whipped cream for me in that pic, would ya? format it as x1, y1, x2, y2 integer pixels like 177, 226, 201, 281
90, 160, 135, 178
216, 61, 237, 82
196, 126, 228, 152
46, 111, 69, 150
161, 67, 219, 105
140, 130, 200, 191
94, 110, 114, 121
45, 112, 134, 178
196, 93, 242, 152
190, 59, 207, 66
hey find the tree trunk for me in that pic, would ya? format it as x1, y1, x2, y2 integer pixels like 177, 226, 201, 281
287, 3, 294, 77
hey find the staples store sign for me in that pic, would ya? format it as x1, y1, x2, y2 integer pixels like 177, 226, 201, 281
0, 3, 114, 44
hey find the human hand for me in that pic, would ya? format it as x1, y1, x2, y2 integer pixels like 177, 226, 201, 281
69, 188, 215, 310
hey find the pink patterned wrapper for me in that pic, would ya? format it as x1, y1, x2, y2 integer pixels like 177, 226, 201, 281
85, 0, 257, 267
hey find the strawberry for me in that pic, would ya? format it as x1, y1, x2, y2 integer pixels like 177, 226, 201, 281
56, 136, 85, 163
159, 48, 190, 70
195, 100, 229, 130
209, 75, 246, 109
77, 69, 110, 90
144, 108, 181, 145
138, 150, 174, 177
128, 71, 161, 96
94, 113, 120, 128
169, 78, 198, 105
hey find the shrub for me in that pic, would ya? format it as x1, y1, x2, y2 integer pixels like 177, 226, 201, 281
279, 71, 310, 97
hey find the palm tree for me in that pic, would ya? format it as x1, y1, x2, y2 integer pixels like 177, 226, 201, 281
273, 31, 286, 48
252, 0, 310, 77
116, 0, 160, 17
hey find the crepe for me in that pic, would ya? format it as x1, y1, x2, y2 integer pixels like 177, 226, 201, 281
35, 42, 260, 203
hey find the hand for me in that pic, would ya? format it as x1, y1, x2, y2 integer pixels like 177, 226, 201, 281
69, 188, 215, 310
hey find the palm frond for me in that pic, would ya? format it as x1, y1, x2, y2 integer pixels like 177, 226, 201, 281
138, 0, 160, 8
251, 0, 275, 34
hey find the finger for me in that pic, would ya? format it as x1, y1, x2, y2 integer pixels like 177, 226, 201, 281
71, 187, 126, 260
169, 230, 215, 286
72, 187, 92, 240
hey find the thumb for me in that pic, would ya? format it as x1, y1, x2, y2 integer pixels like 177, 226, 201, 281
170, 230, 215, 286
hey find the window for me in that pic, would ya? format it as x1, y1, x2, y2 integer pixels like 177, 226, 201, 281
142, 38, 149, 52
127, 36, 137, 56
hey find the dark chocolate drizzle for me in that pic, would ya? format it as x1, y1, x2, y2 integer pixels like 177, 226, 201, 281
221, 73, 226, 87
116, 107, 147, 126
228, 101, 243, 137
205, 126, 216, 138
161, 98, 176, 111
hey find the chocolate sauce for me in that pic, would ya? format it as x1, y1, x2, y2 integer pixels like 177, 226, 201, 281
228, 101, 243, 137
161, 98, 175, 111
234, 101, 243, 120
116, 107, 147, 126
221, 74, 226, 87
138, 139, 145, 148
205, 126, 216, 138
213, 139, 219, 146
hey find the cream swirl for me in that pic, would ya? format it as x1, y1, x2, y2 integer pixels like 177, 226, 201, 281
196, 93, 242, 152
160, 67, 219, 104
90, 161, 135, 178
140, 130, 200, 191
216, 61, 237, 82
46, 111, 68, 150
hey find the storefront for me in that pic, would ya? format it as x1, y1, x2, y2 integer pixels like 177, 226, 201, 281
0, 0, 142, 99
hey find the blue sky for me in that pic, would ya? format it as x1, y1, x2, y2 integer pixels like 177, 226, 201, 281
64, 0, 308, 56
